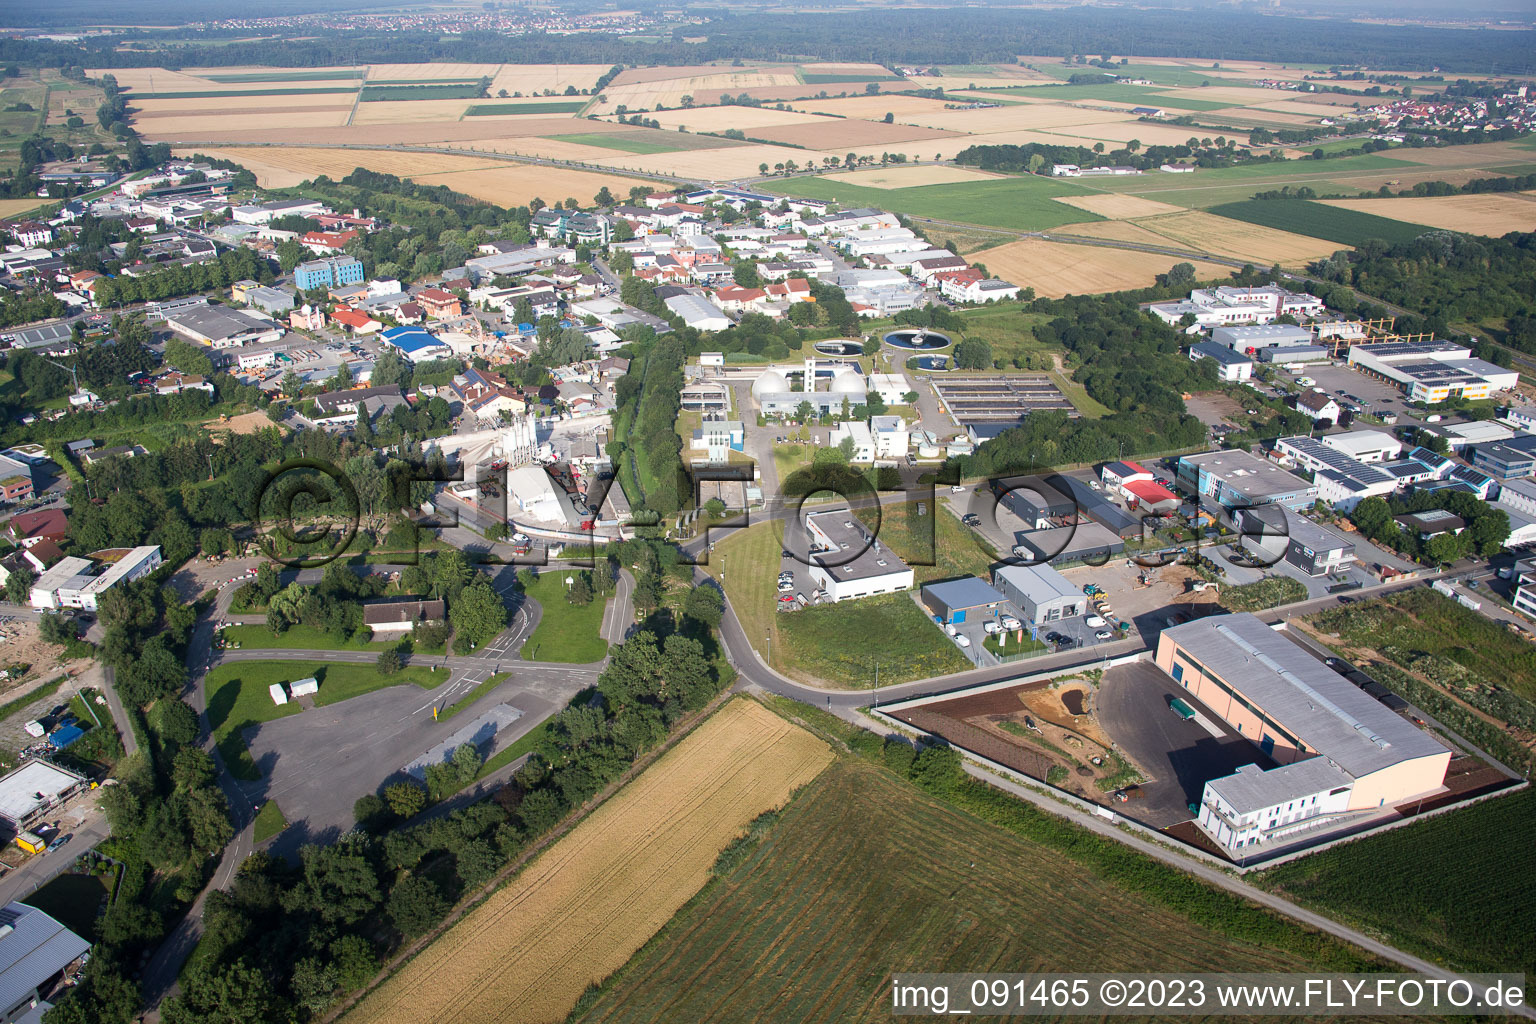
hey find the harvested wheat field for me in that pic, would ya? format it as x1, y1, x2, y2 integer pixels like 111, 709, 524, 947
599, 70, 799, 114
144, 118, 593, 147
1051, 219, 1185, 247
971, 238, 1231, 298
799, 62, 895, 78
904, 103, 1133, 133
365, 62, 499, 81
609, 65, 737, 87
796, 94, 956, 120
404, 164, 659, 207
130, 93, 356, 114
1388, 140, 1536, 167
1251, 99, 1364, 117
1319, 194, 1536, 237
749, 118, 958, 149
344, 699, 832, 1024
823, 164, 1006, 188
0, 199, 41, 219
135, 110, 348, 135
92, 67, 221, 90
349, 99, 477, 125
1044, 121, 1221, 148
487, 64, 607, 97
593, 143, 801, 180
646, 104, 823, 133
1134, 210, 1344, 264
1054, 194, 1185, 219
1159, 85, 1278, 106
171, 147, 507, 187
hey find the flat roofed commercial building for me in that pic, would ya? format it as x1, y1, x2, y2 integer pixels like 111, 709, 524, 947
0, 761, 86, 829
1156, 613, 1450, 851
920, 576, 1006, 625
992, 563, 1087, 624
29, 546, 162, 611
804, 508, 914, 602
166, 306, 283, 349
1177, 449, 1316, 511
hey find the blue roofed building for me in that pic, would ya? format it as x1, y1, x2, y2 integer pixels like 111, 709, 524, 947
920, 576, 1008, 625
379, 326, 452, 363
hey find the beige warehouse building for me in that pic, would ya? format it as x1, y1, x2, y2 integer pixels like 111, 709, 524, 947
1155, 613, 1450, 854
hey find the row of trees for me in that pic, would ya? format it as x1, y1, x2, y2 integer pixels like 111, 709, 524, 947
1349, 491, 1510, 566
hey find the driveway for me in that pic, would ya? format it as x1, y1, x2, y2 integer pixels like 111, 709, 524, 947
1096, 662, 1274, 828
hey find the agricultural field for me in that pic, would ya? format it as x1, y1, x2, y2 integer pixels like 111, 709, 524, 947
740, 118, 958, 150
1318, 193, 1536, 237
1261, 786, 1536, 976
344, 698, 833, 1024
1131, 209, 1344, 264
761, 173, 1099, 231
359, 84, 484, 102
549, 131, 685, 154
463, 101, 588, 116
647, 105, 823, 133
573, 758, 1383, 1023
821, 164, 1006, 189
1209, 198, 1428, 247
1054, 193, 1185, 219
970, 238, 1232, 298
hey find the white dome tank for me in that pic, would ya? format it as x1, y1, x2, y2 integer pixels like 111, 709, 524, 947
751, 369, 790, 397
829, 370, 867, 395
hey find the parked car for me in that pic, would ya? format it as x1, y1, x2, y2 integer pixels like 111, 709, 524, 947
983, 621, 1002, 635
777, 581, 794, 592
1094, 629, 1113, 640
999, 616, 1021, 631
778, 595, 795, 604
951, 485, 966, 493
1044, 631, 1064, 644
1085, 615, 1107, 628
953, 634, 971, 648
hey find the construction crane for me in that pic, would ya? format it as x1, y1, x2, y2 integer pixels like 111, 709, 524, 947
37, 353, 83, 398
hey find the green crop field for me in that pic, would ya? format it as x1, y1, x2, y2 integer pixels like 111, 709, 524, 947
762, 173, 1100, 231
519, 571, 611, 664
552, 132, 680, 154
573, 759, 1379, 1023
359, 84, 483, 102
203, 70, 366, 83
1030, 61, 1257, 90
1138, 94, 1237, 112
464, 100, 588, 115
1210, 198, 1428, 247
122, 87, 357, 99
206, 660, 440, 780
1261, 787, 1535, 976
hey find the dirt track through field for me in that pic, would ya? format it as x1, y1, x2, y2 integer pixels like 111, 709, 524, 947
343, 699, 832, 1024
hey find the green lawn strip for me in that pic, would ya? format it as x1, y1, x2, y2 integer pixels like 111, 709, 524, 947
464, 101, 587, 115
122, 87, 357, 99
761, 173, 1103, 231
1209, 198, 1428, 247
465, 717, 556, 788
252, 800, 288, 843
777, 592, 969, 688
0, 676, 65, 723
359, 84, 483, 101
221, 623, 372, 651
520, 572, 611, 664
206, 661, 440, 780
551, 132, 680, 154
440, 672, 512, 721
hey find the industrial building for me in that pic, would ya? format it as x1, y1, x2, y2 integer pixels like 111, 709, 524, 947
1273, 436, 1396, 511
1158, 614, 1451, 854
804, 508, 914, 602
1188, 341, 1253, 381
29, 545, 163, 611
1210, 324, 1314, 354
1347, 342, 1519, 403
0, 901, 91, 1024
992, 563, 1087, 625
1176, 450, 1317, 511
920, 577, 1008, 626
1234, 505, 1356, 577
0, 761, 87, 831
165, 306, 284, 349
1468, 434, 1536, 481
363, 599, 447, 637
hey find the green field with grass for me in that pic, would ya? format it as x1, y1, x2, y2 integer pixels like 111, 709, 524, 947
1261, 786, 1535, 976
203, 70, 366, 83
573, 757, 1379, 1023
777, 592, 968, 688
552, 132, 679, 154
221, 623, 371, 652
123, 87, 357, 99
520, 571, 611, 663
1209, 198, 1428, 247
854, 500, 996, 585
359, 84, 482, 101
762, 173, 1099, 231
465, 100, 588, 115
252, 800, 288, 843
206, 661, 440, 780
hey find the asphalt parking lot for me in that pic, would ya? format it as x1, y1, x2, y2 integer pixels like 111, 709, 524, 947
1096, 662, 1276, 828
1274, 361, 1407, 418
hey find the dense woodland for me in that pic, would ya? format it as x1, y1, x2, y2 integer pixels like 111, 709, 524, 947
2, 9, 1531, 73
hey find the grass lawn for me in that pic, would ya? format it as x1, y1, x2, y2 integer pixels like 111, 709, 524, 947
761, 173, 1102, 231
552, 132, 681, 154
984, 630, 1047, 659
440, 671, 512, 720
221, 623, 371, 652
946, 305, 1059, 369
520, 572, 611, 664
854, 500, 996, 585
23, 873, 109, 940
205, 661, 441, 780
1260, 786, 1536, 976
252, 800, 288, 843
572, 758, 1378, 1023
777, 593, 969, 688
1209, 198, 1427, 247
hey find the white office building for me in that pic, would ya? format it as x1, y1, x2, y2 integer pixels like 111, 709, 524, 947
804, 508, 914, 602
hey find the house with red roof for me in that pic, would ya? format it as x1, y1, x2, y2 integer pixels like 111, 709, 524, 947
7, 507, 67, 549
300, 230, 359, 254
713, 285, 767, 313
416, 288, 463, 319
329, 308, 382, 335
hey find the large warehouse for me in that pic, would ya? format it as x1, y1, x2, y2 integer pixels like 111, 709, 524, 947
1347, 341, 1519, 403
993, 563, 1086, 625
1156, 614, 1450, 854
